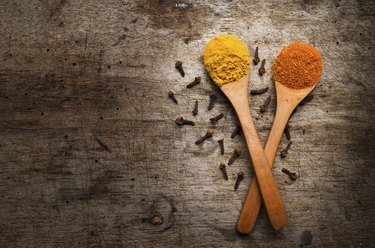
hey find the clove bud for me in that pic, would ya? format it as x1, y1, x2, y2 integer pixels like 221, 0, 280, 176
195, 129, 214, 145
284, 123, 291, 141
231, 125, 241, 138
168, 91, 178, 104
260, 95, 271, 113
207, 92, 217, 110
234, 171, 244, 190
175, 60, 185, 77
258, 59, 266, 76
218, 139, 224, 155
187, 76, 201, 88
219, 162, 228, 180
253, 47, 260, 65
210, 113, 224, 125
228, 147, 241, 165
192, 100, 198, 116
281, 141, 292, 158
282, 168, 297, 180
175, 116, 195, 126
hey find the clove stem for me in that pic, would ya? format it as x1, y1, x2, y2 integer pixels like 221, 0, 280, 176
258, 59, 266, 76
175, 60, 185, 77
187, 76, 201, 88
281, 141, 292, 158
253, 47, 260, 65
220, 163, 228, 180
234, 171, 244, 190
168, 91, 178, 104
195, 129, 214, 145
228, 147, 241, 165
210, 113, 224, 125
207, 92, 217, 110
260, 95, 271, 113
218, 139, 224, 155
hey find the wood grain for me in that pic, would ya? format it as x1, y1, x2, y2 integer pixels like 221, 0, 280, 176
0, 0, 374, 247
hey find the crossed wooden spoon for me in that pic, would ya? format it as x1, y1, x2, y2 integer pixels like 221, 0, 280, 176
204, 35, 323, 232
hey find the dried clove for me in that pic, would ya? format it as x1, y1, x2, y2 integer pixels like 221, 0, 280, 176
168, 91, 178, 104
281, 141, 292, 158
195, 129, 214, 145
210, 113, 224, 125
228, 147, 241, 165
219, 162, 228, 180
231, 125, 242, 138
260, 95, 271, 113
253, 47, 260, 65
192, 100, 198, 116
258, 59, 266, 76
284, 123, 291, 140
175, 116, 195, 126
218, 139, 224, 155
299, 94, 314, 106
282, 168, 297, 180
302, 129, 306, 135
175, 60, 185, 77
250, 87, 269, 95
234, 171, 244, 190
207, 92, 217, 110
187, 76, 201, 88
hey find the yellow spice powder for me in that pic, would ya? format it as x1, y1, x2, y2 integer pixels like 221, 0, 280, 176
204, 34, 250, 86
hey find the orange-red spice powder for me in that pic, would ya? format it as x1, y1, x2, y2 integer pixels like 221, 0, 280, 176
273, 43, 323, 89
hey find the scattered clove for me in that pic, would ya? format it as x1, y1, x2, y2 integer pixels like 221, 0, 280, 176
175, 116, 195, 126
210, 113, 224, 125
260, 95, 271, 113
192, 100, 198, 116
302, 129, 306, 135
219, 162, 228, 180
250, 87, 269, 95
218, 139, 224, 155
228, 147, 241, 165
231, 125, 242, 138
284, 123, 291, 140
168, 91, 178, 104
175, 60, 185, 77
282, 168, 297, 180
253, 47, 260, 65
207, 92, 217, 110
299, 94, 314, 106
234, 171, 244, 190
281, 141, 292, 158
187, 76, 201, 88
258, 59, 266, 76
195, 129, 214, 145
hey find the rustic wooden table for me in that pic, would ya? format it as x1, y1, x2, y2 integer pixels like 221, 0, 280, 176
1, 0, 374, 247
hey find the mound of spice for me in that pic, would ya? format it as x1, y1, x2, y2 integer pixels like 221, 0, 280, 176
273, 43, 322, 89
203, 34, 250, 86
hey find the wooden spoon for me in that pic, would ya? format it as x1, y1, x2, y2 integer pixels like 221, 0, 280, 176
236, 82, 317, 234
220, 74, 288, 230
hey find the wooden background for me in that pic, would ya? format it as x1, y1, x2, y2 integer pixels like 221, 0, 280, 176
1, 0, 374, 247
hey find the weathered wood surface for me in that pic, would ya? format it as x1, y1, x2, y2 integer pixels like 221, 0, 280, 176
0, 0, 374, 247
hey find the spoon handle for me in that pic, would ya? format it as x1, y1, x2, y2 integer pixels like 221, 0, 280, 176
236, 103, 294, 233
234, 102, 288, 230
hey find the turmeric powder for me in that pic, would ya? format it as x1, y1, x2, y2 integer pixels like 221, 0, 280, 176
204, 34, 250, 86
